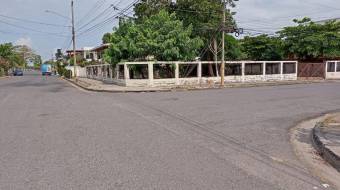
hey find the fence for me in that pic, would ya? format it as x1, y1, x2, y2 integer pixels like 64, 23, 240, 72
325, 61, 340, 79
85, 61, 298, 87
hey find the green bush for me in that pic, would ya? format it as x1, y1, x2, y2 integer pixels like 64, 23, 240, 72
57, 66, 66, 76
64, 70, 72, 79
0, 68, 5, 77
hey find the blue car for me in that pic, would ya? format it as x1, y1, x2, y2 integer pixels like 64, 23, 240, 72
13, 69, 23, 76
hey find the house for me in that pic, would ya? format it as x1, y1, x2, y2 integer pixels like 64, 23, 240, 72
91, 43, 110, 62
66, 47, 94, 62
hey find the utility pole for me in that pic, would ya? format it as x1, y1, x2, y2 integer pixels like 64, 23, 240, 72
71, 0, 77, 78
220, 0, 226, 86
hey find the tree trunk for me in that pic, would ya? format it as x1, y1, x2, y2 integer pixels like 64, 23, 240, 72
214, 37, 219, 77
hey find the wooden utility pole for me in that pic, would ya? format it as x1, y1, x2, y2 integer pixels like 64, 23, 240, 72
71, 0, 77, 78
220, 0, 226, 86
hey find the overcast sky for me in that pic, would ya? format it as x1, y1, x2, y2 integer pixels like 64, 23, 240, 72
1, 0, 340, 60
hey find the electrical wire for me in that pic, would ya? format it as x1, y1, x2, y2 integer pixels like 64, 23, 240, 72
76, 0, 107, 27
77, 0, 139, 37
77, 4, 117, 31
0, 20, 70, 37
0, 14, 71, 28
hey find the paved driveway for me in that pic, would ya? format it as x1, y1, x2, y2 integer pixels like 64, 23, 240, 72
1, 72, 340, 189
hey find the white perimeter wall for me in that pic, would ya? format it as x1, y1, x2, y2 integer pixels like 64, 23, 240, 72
86, 61, 298, 87
326, 61, 340, 79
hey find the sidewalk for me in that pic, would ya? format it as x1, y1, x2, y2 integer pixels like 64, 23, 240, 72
312, 114, 340, 172
66, 77, 329, 93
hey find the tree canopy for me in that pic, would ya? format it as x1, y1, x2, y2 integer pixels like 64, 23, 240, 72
241, 35, 283, 61
278, 18, 340, 60
104, 0, 340, 63
0, 43, 40, 74
105, 10, 203, 64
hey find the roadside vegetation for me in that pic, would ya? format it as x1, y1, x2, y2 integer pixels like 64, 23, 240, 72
0, 43, 41, 76
101, 0, 340, 66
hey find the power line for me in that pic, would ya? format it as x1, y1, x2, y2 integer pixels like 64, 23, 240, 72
77, 0, 139, 37
78, 0, 137, 35
0, 14, 70, 28
0, 20, 70, 37
77, 4, 117, 31
76, 0, 107, 27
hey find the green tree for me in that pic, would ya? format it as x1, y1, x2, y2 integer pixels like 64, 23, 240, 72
0, 43, 14, 74
225, 35, 245, 60
278, 18, 340, 60
0, 43, 41, 73
134, 0, 173, 22
105, 10, 203, 64
241, 35, 283, 60
134, 0, 237, 61
102, 33, 112, 44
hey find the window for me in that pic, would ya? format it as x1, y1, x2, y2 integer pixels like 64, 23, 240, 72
337, 62, 340, 72
266, 63, 280, 75
85, 51, 91, 59
245, 63, 263, 75
201, 63, 220, 77
179, 64, 198, 78
226, 64, 242, 76
327, 62, 336, 72
154, 64, 175, 79
129, 65, 149, 79
283, 62, 296, 74
118, 65, 125, 79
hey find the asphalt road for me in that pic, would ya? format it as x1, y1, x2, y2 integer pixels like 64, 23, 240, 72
1, 72, 340, 190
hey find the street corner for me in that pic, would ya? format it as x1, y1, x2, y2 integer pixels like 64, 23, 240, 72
312, 115, 340, 172
290, 114, 340, 189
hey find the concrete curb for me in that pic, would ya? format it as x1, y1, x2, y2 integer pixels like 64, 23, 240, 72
63, 77, 335, 93
311, 123, 340, 172
63, 78, 172, 93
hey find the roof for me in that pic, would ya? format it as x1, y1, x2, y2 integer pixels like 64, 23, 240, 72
91, 43, 110, 52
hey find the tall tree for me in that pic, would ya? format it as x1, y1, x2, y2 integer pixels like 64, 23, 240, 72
105, 10, 203, 64
102, 33, 112, 44
134, 0, 174, 23
241, 35, 283, 61
278, 18, 340, 60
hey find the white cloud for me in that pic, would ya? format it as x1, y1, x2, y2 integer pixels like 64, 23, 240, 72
15, 37, 32, 47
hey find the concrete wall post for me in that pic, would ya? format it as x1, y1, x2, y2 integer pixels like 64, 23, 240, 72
124, 63, 130, 80
263, 62, 266, 81
198, 62, 202, 84
148, 62, 154, 86
336, 62, 338, 73
280, 62, 284, 80
175, 62, 180, 85
242, 62, 245, 83
295, 61, 298, 79
116, 65, 119, 80
110, 65, 113, 81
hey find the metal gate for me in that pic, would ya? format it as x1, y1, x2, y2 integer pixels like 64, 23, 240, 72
298, 62, 325, 79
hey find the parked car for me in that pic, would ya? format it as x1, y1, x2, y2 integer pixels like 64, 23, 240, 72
13, 69, 23, 76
